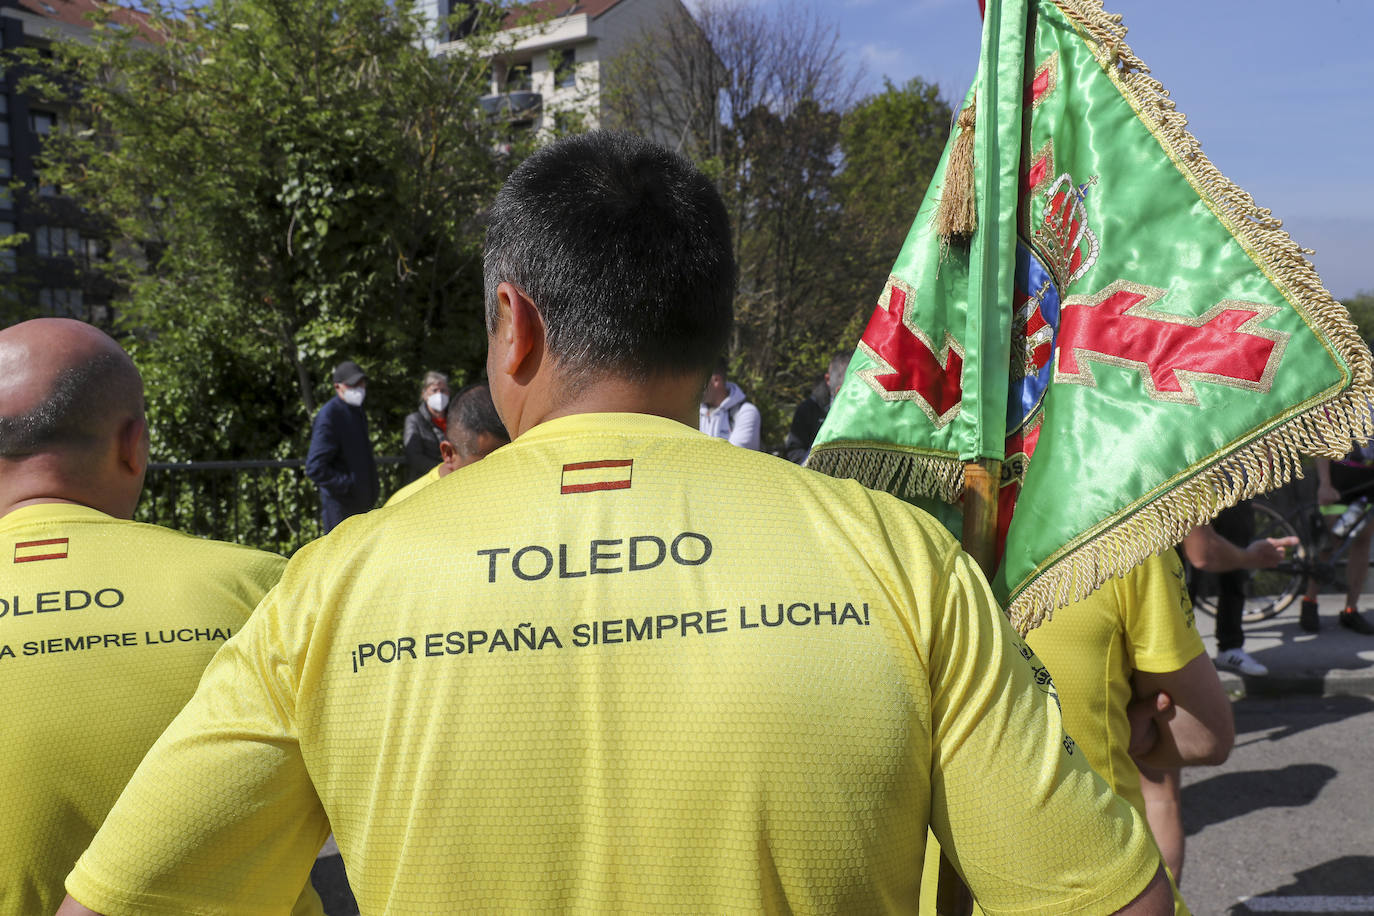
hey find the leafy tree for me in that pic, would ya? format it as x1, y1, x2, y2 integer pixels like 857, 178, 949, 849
604, 1, 860, 442
16, 0, 525, 462
1341, 290, 1374, 343
837, 77, 953, 311
605, 13, 956, 446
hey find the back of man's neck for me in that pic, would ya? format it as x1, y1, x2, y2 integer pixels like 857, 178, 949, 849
510, 375, 701, 439
0, 461, 133, 520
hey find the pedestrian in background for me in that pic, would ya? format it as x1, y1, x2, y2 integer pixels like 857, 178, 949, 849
699, 358, 761, 450
305, 359, 378, 533
783, 351, 850, 463
403, 371, 451, 482
385, 382, 508, 507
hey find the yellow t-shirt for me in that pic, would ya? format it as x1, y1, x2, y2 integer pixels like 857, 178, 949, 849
0, 504, 322, 916
69, 413, 1159, 915
384, 463, 443, 507
1026, 550, 1202, 815
1026, 551, 1203, 916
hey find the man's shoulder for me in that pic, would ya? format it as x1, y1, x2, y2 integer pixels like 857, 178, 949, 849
790, 394, 821, 419
384, 466, 440, 507
311, 396, 343, 427
125, 519, 287, 571
4, 510, 286, 587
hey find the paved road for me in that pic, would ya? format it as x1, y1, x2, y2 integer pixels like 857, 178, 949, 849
1179, 694, 1374, 916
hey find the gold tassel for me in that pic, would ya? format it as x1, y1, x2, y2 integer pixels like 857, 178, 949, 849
934, 97, 978, 244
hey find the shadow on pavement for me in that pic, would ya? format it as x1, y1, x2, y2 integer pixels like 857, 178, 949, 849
1182, 763, 1336, 834
1231, 694, 1374, 747
1225, 855, 1374, 914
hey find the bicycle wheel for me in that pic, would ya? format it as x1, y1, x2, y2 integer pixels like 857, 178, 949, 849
1188, 500, 1307, 623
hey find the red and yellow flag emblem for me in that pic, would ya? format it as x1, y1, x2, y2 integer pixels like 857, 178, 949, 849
560, 460, 634, 495
14, 537, 69, 563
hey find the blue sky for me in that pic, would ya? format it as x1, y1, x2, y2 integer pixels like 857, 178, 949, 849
754, 0, 1372, 299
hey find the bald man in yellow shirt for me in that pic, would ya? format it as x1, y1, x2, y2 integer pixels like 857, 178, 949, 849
0, 318, 322, 916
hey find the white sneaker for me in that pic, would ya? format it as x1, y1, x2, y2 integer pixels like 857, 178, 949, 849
1215, 648, 1268, 677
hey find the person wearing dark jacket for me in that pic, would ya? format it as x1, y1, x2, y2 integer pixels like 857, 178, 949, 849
306, 360, 379, 533
783, 352, 850, 464
402, 371, 451, 482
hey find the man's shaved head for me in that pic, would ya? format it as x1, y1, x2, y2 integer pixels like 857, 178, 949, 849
434, 383, 508, 476
0, 319, 149, 520
445, 383, 509, 458
0, 319, 144, 459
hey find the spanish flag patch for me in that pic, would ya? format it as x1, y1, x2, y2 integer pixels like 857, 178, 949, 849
14, 537, 69, 563
561, 459, 633, 495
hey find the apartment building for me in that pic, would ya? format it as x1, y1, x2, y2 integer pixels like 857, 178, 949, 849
0, 0, 151, 326
423, 0, 704, 144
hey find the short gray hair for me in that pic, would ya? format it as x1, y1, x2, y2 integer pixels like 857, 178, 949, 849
420, 371, 449, 395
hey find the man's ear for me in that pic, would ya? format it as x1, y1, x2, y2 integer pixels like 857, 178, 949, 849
494, 282, 544, 382
439, 439, 461, 473
116, 416, 149, 478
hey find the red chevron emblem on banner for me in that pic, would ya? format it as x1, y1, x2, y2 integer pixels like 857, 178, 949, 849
1055, 280, 1290, 404
858, 280, 964, 428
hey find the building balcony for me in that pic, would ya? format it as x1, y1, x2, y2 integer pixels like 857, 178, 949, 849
479, 91, 543, 125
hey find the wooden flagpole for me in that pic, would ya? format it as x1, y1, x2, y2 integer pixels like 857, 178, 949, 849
934, 457, 1003, 916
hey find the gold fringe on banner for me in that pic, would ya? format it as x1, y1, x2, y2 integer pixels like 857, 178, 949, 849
805, 446, 966, 507
1002, 4, 1374, 634
1009, 399, 1374, 633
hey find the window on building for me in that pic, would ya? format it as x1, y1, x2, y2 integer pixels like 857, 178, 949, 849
0, 158, 10, 210
30, 110, 56, 136
505, 62, 532, 93
35, 225, 80, 257
447, 1, 486, 41
554, 48, 577, 89
39, 287, 83, 318
0, 220, 14, 273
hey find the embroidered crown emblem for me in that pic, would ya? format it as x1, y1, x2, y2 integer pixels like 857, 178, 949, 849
1033, 173, 1099, 291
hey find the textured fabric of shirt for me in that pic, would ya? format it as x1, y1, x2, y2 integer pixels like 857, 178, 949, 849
0, 504, 321, 916
384, 463, 442, 507
68, 413, 1159, 916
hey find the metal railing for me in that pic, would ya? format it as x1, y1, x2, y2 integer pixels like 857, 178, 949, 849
137, 456, 407, 556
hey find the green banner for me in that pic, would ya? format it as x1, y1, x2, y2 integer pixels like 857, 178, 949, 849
810, 0, 1374, 631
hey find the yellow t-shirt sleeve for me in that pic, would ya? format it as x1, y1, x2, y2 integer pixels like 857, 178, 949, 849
1123, 551, 1205, 675
65, 584, 330, 916
927, 549, 1161, 916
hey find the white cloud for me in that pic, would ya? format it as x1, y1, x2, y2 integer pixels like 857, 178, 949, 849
857, 41, 904, 72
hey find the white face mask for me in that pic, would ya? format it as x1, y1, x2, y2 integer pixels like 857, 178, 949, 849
340, 386, 366, 407
427, 391, 450, 413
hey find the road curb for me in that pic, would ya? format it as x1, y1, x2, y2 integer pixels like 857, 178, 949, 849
1214, 667, 1374, 699
1198, 594, 1374, 698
